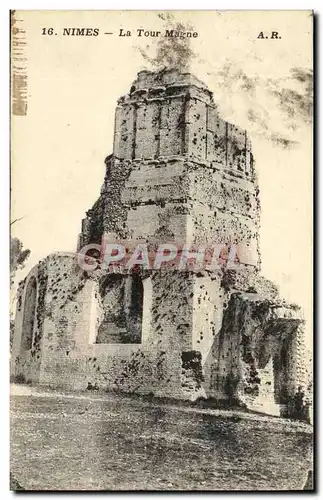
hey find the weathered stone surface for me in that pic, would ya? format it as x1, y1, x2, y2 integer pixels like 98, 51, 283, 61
11, 69, 312, 421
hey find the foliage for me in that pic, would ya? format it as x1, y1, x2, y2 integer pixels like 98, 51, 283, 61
10, 237, 30, 285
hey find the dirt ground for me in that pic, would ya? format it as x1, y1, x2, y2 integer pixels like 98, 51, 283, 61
10, 384, 313, 491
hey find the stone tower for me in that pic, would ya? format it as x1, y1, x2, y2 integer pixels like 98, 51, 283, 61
11, 69, 311, 420
80, 68, 259, 265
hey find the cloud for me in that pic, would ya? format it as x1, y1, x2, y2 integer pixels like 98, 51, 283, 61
268, 67, 313, 125
206, 62, 312, 149
135, 13, 312, 150
135, 13, 196, 71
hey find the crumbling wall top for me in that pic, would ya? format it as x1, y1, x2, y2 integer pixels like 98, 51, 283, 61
131, 68, 209, 94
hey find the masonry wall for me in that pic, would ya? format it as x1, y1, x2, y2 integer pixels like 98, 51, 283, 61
11, 260, 48, 383
11, 253, 311, 418
213, 292, 310, 418
12, 255, 204, 400
11, 69, 311, 421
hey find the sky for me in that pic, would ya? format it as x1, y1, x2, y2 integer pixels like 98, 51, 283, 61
11, 10, 313, 344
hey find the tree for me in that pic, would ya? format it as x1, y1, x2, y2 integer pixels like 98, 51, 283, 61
10, 220, 31, 349
10, 236, 30, 285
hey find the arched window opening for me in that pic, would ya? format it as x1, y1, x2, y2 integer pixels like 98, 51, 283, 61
21, 276, 37, 352
96, 273, 143, 344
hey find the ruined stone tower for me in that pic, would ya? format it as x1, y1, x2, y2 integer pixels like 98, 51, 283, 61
80, 69, 259, 263
11, 69, 311, 420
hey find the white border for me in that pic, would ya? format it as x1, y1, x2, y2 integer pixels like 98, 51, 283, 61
2, 2, 320, 498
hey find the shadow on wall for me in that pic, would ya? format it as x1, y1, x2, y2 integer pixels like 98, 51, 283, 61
96, 273, 144, 344
202, 293, 311, 421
